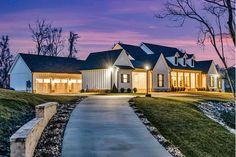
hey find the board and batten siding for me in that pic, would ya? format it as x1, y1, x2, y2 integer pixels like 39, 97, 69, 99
81, 69, 111, 90
9, 56, 32, 91
152, 54, 170, 91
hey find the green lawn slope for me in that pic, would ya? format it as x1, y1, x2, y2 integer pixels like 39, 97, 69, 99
0, 88, 80, 156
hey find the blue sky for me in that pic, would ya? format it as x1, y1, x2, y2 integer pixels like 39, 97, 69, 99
0, 0, 234, 65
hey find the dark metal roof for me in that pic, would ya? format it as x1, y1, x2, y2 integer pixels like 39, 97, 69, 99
118, 43, 148, 60
82, 49, 123, 70
166, 59, 213, 73
115, 65, 134, 69
132, 54, 161, 69
142, 42, 193, 58
19, 53, 84, 74
195, 60, 213, 73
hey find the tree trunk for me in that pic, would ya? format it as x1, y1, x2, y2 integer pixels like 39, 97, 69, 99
226, 0, 235, 46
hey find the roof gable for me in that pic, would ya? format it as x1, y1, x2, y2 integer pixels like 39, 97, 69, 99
117, 43, 148, 60
83, 49, 122, 69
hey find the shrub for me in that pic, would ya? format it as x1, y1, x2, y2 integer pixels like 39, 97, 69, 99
127, 88, 132, 93
133, 87, 137, 93
111, 84, 118, 93
80, 89, 85, 93
120, 88, 125, 93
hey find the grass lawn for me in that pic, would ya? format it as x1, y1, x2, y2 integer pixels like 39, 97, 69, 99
0, 88, 81, 156
134, 92, 235, 157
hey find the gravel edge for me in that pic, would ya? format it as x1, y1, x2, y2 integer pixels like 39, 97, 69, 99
33, 97, 85, 157
128, 98, 185, 157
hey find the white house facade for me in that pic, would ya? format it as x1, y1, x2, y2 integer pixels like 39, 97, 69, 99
9, 42, 224, 94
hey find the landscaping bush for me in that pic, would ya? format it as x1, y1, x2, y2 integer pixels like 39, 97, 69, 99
133, 87, 137, 93
80, 89, 85, 93
127, 88, 132, 93
120, 88, 125, 93
111, 84, 118, 93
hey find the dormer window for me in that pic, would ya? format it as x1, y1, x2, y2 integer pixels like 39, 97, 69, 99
174, 56, 178, 65
191, 59, 194, 66
183, 58, 186, 66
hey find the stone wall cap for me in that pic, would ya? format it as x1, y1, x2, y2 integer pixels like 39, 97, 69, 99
36, 102, 58, 109
10, 118, 42, 142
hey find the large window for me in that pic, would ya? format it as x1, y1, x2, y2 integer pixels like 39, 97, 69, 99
121, 74, 130, 83
184, 73, 190, 87
178, 72, 183, 87
157, 74, 164, 87
210, 76, 214, 87
171, 72, 177, 87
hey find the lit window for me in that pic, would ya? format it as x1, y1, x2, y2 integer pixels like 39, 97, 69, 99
61, 79, 68, 83
36, 79, 43, 83
174, 56, 178, 65
171, 72, 177, 87
210, 76, 214, 87
43, 79, 50, 83
183, 58, 186, 66
77, 80, 82, 83
218, 79, 222, 89
157, 74, 164, 87
121, 74, 130, 83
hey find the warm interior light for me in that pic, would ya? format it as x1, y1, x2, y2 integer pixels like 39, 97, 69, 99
52, 79, 60, 83
69, 79, 76, 83
43, 79, 50, 83
145, 65, 149, 70
77, 79, 82, 83
61, 79, 68, 83
36, 79, 43, 83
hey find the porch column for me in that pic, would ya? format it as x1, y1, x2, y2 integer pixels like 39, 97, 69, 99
176, 71, 179, 87
183, 72, 185, 88
189, 73, 191, 88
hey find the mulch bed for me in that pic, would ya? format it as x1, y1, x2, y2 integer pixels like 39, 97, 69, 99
34, 98, 84, 157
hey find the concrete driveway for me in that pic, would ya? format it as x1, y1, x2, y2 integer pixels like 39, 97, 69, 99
62, 96, 171, 157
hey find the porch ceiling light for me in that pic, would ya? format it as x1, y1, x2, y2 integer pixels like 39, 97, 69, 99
145, 65, 150, 70
108, 66, 113, 72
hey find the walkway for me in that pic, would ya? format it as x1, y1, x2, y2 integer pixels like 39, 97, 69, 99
62, 96, 171, 157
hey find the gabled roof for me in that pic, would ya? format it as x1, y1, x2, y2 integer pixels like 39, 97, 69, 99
132, 54, 161, 69
82, 49, 123, 70
142, 42, 183, 57
118, 43, 148, 60
195, 60, 213, 73
19, 53, 84, 74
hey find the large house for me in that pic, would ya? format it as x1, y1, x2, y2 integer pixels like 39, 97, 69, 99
9, 42, 223, 94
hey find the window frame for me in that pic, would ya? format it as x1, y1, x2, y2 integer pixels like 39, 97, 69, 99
191, 59, 194, 66
157, 73, 164, 87
183, 58, 186, 66
121, 74, 130, 83
210, 76, 215, 87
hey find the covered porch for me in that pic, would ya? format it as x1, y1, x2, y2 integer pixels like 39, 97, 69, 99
170, 70, 206, 90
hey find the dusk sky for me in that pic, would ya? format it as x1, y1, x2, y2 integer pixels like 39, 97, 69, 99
0, 0, 234, 65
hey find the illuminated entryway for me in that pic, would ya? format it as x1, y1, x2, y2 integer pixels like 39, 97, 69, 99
33, 73, 82, 94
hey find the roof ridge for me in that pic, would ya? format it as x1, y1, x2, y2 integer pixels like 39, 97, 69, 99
19, 53, 78, 60
142, 42, 178, 50
89, 49, 122, 55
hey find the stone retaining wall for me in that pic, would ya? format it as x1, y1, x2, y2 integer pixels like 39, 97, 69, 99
10, 102, 58, 157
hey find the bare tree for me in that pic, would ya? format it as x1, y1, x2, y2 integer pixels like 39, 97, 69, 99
156, 0, 235, 96
0, 35, 13, 88
45, 27, 64, 56
68, 31, 79, 58
29, 19, 49, 55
